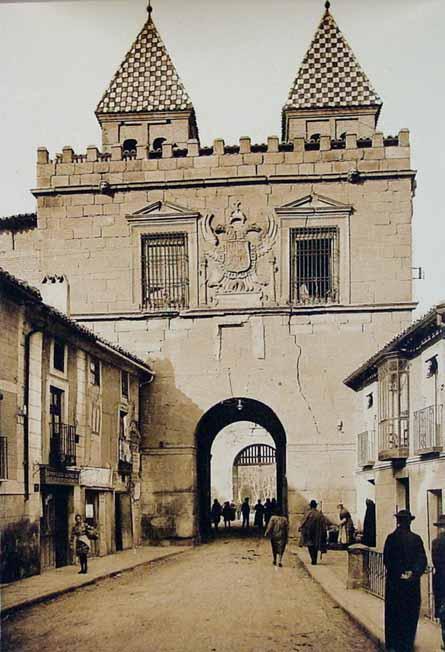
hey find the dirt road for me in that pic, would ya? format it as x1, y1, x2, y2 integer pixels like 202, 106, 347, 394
3, 535, 378, 652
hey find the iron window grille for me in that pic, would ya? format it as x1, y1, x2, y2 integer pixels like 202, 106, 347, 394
290, 226, 339, 305
142, 232, 189, 311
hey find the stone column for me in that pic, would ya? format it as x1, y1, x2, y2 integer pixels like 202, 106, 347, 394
347, 544, 369, 589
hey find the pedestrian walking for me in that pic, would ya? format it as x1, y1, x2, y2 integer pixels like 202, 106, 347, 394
254, 499, 265, 530
70, 513, 97, 574
383, 509, 427, 652
265, 507, 288, 566
299, 500, 327, 565
222, 501, 232, 528
432, 514, 445, 651
362, 498, 376, 547
271, 497, 278, 515
337, 503, 354, 547
241, 497, 250, 529
264, 498, 273, 527
211, 499, 223, 531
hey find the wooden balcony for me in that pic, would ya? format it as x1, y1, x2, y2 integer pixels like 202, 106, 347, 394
414, 405, 443, 455
378, 417, 409, 461
357, 430, 375, 467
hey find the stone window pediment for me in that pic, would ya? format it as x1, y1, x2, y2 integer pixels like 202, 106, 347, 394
275, 193, 352, 217
127, 200, 201, 227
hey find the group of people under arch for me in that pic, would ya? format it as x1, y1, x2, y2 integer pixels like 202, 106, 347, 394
210, 497, 280, 532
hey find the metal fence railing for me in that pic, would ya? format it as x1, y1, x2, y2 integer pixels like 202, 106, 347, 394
364, 549, 385, 600
414, 404, 443, 453
49, 423, 77, 467
378, 416, 409, 456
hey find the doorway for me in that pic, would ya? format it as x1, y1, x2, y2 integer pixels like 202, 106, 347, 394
195, 397, 287, 539
115, 492, 133, 551
41, 486, 70, 569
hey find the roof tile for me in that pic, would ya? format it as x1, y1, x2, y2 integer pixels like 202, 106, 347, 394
285, 7, 382, 111
97, 15, 193, 115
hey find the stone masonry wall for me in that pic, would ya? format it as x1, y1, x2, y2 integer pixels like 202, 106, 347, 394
0, 128, 416, 540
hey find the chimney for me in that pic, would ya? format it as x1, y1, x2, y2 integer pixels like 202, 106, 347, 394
40, 275, 70, 316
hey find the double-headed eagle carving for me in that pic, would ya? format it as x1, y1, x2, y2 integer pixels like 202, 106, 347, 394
201, 202, 277, 293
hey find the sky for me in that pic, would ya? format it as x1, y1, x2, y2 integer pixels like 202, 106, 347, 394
0, 0, 444, 313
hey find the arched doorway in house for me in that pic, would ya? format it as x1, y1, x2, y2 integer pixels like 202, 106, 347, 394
195, 398, 287, 539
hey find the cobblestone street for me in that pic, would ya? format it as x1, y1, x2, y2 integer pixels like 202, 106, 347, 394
3, 536, 378, 652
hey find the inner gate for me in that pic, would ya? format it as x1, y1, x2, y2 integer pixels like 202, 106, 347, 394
195, 397, 287, 539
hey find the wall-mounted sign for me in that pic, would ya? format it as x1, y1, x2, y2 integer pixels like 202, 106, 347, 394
80, 467, 113, 489
40, 466, 80, 486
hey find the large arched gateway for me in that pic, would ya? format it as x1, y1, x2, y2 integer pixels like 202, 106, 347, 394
195, 398, 287, 539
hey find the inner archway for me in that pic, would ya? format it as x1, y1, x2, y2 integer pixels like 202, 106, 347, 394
195, 398, 287, 539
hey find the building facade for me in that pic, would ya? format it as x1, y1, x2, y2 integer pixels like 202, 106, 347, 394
0, 3, 416, 540
345, 304, 445, 549
0, 268, 152, 582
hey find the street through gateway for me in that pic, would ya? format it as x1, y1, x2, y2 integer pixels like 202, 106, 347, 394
2, 538, 379, 652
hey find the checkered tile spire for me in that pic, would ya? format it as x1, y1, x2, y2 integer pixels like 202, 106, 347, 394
97, 12, 193, 114
284, 5, 382, 110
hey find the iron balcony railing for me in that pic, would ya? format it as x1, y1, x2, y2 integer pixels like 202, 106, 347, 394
357, 430, 375, 467
0, 436, 8, 480
364, 550, 385, 600
378, 416, 409, 460
413, 404, 443, 454
49, 423, 77, 467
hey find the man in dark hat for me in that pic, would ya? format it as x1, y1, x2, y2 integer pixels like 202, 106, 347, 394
383, 509, 427, 652
299, 500, 327, 566
432, 514, 445, 651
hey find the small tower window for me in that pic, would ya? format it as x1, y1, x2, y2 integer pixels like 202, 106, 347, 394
122, 139, 137, 159
152, 137, 166, 152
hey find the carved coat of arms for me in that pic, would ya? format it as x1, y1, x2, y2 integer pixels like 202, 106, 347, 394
201, 202, 277, 295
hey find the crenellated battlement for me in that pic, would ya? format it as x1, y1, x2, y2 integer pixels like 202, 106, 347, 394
36, 129, 411, 189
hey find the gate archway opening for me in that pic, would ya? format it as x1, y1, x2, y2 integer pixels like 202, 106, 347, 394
232, 443, 277, 508
195, 398, 287, 539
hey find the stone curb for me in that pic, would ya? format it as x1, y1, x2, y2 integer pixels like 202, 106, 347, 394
291, 547, 385, 650
1, 549, 188, 618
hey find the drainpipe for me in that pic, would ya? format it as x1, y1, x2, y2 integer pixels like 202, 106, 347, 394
23, 328, 42, 501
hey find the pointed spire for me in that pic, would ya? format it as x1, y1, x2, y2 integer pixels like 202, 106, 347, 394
96, 7, 194, 115
284, 4, 381, 112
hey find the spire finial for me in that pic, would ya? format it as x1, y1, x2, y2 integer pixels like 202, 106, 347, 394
325, 0, 331, 11
147, 0, 152, 17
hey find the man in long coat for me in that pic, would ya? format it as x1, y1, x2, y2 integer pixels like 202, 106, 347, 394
383, 509, 427, 652
432, 514, 445, 651
299, 500, 327, 565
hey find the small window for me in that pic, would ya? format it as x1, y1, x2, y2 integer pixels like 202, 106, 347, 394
121, 371, 129, 399
122, 139, 137, 159
53, 339, 65, 372
89, 357, 101, 386
152, 137, 166, 152
290, 226, 339, 305
142, 232, 189, 310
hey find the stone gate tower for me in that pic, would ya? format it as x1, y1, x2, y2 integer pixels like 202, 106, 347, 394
0, 2, 416, 540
